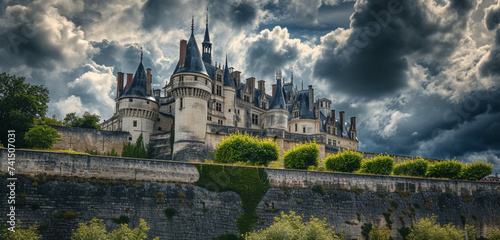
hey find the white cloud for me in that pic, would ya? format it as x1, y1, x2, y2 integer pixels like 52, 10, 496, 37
53, 95, 89, 117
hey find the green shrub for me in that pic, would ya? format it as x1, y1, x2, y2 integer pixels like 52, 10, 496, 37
460, 161, 492, 180
24, 125, 61, 149
164, 208, 177, 219
393, 158, 428, 177
283, 141, 320, 169
112, 215, 130, 224
312, 184, 326, 195
212, 232, 240, 240
360, 155, 394, 175
324, 150, 363, 173
488, 229, 500, 240
426, 160, 462, 179
214, 133, 279, 166
408, 216, 465, 240
63, 211, 76, 219
369, 224, 391, 240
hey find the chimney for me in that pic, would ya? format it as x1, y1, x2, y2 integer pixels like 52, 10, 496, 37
272, 84, 276, 98
308, 85, 314, 112
350, 117, 356, 131
146, 68, 152, 95
258, 80, 265, 95
117, 72, 124, 98
179, 39, 187, 68
231, 71, 241, 87
126, 73, 133, 88
340, 111, 345, 133
246, 77, 255, 97
331, 110, 336, 124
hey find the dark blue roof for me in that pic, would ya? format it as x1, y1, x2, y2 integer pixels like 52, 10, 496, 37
223, 57, 235, 87
296, 90, 315, 119
204, 63, 216, 79
319, 111, 327, 132
203, 24, 210, 43
283, 82, 293, 102
120, 61, 156, 101
270, 78, 286, 109
253, 89, 272, 108
174, 32, 208, 76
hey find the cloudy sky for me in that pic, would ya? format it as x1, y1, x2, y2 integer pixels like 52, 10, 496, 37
1, 0, 499, 173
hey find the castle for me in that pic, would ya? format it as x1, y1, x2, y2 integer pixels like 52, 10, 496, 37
101, 15, 358, 161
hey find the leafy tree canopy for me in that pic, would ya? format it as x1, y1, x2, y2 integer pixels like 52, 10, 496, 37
63, 112, 101, 129
24, 125, 61, 149
0, 73, 49, 147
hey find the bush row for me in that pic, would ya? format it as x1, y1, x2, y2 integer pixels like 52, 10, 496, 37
215, 134, 492, 181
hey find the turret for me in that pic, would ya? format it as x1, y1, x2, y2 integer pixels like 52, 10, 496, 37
171, 17, 212, 161
264, 70, 288, 130
202, 8, 212, 65
223, 55, 236, 126
117, 49, 159, 143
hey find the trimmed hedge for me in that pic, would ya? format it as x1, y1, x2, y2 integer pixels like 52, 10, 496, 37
325, 150, 363, 173
460, 161, 492, 180
283, 141, 320, 169
393, 158, 429, 177
360, 155, 394, 175
214, 133, 279, 166
426, 160, 462, 179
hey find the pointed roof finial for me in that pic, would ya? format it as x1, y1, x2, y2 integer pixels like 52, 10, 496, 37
302, 78, 304, 90
290, 67, 293, 84
206, 7, 209, 26
225, 53, 228, 65
191, 16, 194, 35
140, 47, 143, 62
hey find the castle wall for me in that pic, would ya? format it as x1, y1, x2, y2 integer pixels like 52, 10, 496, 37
51, 126, 131, 154
1, 149, 500, 240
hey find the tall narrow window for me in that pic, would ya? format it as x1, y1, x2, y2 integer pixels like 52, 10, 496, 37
303, 127, 306, 133
180, 98, 183, 109
133, 120, 137, 127
295, 124, 297, 132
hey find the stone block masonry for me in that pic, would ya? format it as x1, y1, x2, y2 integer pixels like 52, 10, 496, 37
1, 149, 500, 239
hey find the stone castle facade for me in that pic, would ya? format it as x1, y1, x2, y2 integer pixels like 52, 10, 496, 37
101, 16, 358, 160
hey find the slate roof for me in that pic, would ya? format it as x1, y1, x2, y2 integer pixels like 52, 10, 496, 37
120, 60, 156, 102
223, 57, 235, 87
173, 31, 208, 76
295, 90, 314, 119
269, 78, 286, 109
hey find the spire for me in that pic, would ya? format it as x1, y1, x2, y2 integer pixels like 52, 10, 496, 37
202, 8, 212, 64
223, 54, 235, 87
290, 67, 293, 85
140, 47, 143, 62
270, 69, 286, 109
191, 16, 194, 36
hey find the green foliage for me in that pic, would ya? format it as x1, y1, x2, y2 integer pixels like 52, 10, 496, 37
488, 229, 500, 240
212, 232, 240, 240
393, 158, 429, 177
112, 215, 130, 224
407, 216, 465, 240
24, 125, 61, 149
121, 134, 157, 159
34, 116, 62, 126
0, 221, 41, 240
361, 223, 373, 240
283, 141, 320, 169
360, 155, 394, 175
312, 184, 326, 195
195, 164, 270, 234
0, 73, 50, 148
214, 133, 279, 166
63, 112, 101, 129
460, 161, 493, 180
324, 150, 363, 173
427, 160, 463, 179
369, 224, 391, 240
63, 211, 77, 219
71, 218, 158, 240
164, 208, 177, 219
244, 211, 341, 240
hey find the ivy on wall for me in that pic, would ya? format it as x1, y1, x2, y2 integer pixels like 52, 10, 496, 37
194, 164, 270, 234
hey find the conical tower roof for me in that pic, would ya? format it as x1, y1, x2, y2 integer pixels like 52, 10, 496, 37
223, 55, 235, 87
270, 70, 286, 109
174, 17, 208, 76
120, 51, 155, 101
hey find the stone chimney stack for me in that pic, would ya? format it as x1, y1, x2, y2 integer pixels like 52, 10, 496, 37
340, 111, 345, 133
179, 39, 187, 68
146, 68, 152, 95
258, 80, 265, 95
117, 72, 124, 98
331, 110, 335, 124
350, 117, 357, 139
272, 84, 276, 98
308, 85, 314, 112
246, 77, 255, 98
154, 89, 161, 98
126, 73, 133, 88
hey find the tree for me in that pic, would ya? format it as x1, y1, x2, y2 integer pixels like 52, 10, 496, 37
369, 224, 391, 240
71, 218, 159, 240
214, 133, 279, 166
24, 125, 61, 149
34, 116, 62, 126
0, 221, 41, 240
0, 73, 50, 147
284, 141, 320, 170
63, 112, 101, 129
244, 211, 341, 240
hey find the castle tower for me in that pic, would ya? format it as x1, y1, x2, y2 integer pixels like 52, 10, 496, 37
117, 49, 159, 144
318, 98, 332, 117
223, 55, 236, 126
264, 70, 288, 130
202, 8, 212, 65
171, 18, 212, 161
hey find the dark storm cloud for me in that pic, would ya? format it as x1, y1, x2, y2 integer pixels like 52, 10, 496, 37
314, 0, 474, 99
479, 3, 500, 78
230, 2, 257, 27
141, 0, 185, 31
208, 0, 259, 29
